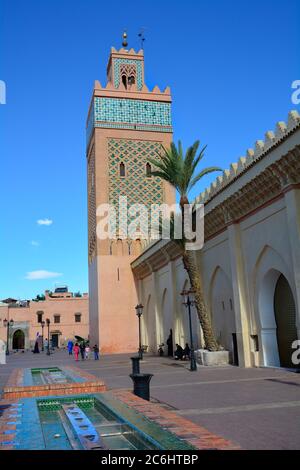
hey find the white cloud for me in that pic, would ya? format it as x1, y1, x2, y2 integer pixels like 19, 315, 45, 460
37, 218, 53, 226
25, 270, 62, 280
31, 240, 40, 246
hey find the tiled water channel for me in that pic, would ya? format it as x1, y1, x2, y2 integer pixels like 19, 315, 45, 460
5, 393, 196, 450
38, 396, 159, 450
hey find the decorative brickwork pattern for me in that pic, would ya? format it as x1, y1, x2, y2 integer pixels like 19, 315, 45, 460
88, 145, 97, 262
108, 138, 164, 236
113, 58, 143, 89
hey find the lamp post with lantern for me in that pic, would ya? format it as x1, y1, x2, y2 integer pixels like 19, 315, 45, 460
46, 318, 50, 356
3, 318, 14, 355
41, 320, 45, 352
180, 289, 197, 371
135, 304, 144, 360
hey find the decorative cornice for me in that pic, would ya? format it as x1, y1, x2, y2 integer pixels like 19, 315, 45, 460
194, 110, 300, 207
204, 144, 300, 238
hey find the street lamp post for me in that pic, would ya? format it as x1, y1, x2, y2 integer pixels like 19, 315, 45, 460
181, 289, 197, 371
135, 304, 144, 360
41, 320, 45, 352
46, 318, 50, 356
3, 318, 14, 355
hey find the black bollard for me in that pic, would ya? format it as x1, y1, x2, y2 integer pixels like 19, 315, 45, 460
130, 356, 140, 375
130, 373, 153, 401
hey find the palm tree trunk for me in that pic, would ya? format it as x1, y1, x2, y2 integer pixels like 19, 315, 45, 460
182, 250, 219, 351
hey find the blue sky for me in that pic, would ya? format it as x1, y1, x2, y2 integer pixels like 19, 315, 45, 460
0, 0, 299, 299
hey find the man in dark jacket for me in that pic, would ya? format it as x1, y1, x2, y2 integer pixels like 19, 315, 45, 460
79, 342, 85, 360
166, 329, 173, 356
174, 344, 184, 360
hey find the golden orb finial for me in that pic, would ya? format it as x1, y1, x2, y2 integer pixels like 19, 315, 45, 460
122, 31, 128, 48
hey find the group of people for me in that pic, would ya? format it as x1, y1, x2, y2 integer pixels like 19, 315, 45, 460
174, 343, 191, 361
67, 340, 99, 361
166, 329, 191, 361
33, 337, 49, 354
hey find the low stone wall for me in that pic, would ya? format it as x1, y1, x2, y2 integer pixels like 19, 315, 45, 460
196, 349, 230, 366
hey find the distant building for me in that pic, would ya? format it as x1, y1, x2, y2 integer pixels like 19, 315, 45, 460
0, 287, 89, 350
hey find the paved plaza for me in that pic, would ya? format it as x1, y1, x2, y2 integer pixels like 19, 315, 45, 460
1, 350, 300, 450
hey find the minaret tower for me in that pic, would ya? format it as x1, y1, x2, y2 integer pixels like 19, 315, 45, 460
86, 34, 174, 353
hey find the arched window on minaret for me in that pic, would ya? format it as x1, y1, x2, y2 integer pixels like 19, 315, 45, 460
128, 75, 135, 86
122, 75, 127, 89
120, 162, 125, 177
146, 162, 152, 177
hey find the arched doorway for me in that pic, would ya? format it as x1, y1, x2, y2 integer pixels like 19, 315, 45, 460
258, 265, 298, 367
210, 267, 237, 364
274, 274, 297, 368
12, 330, 25, 349
254, 246, 298, 367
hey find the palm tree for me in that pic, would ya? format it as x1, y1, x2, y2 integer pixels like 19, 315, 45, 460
149, 140, 222, 351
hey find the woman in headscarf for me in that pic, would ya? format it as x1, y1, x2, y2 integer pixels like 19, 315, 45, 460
33, 340, 40, 354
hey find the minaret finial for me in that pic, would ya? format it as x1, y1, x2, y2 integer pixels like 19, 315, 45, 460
122, 31, 128, 48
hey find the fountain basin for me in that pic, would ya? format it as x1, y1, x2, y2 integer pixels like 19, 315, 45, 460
3, 366, 106, 399
0, 393, 196, 450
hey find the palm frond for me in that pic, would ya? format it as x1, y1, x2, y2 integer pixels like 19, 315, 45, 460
149, 140, 222, 200
188, 166, 222, 192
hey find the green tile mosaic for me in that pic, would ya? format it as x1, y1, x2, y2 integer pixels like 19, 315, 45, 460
94, 97, 171, 126
86, 97, 172, 145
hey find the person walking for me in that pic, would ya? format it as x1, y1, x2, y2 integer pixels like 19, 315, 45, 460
73, 343, 80, 362
85, 344, 90, 360
93, 344, 99, 360
33, 340, 40, 353
79, 342, 85, 360
67, 340, 74, 356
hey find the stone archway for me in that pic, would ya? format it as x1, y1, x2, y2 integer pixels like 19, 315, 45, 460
258, 269, 297, 367
210, 267, 236, 363
161, 288, 172, 345
274, 274, 297, 367
255, 246, 298, 367
12, 329, 25, 349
